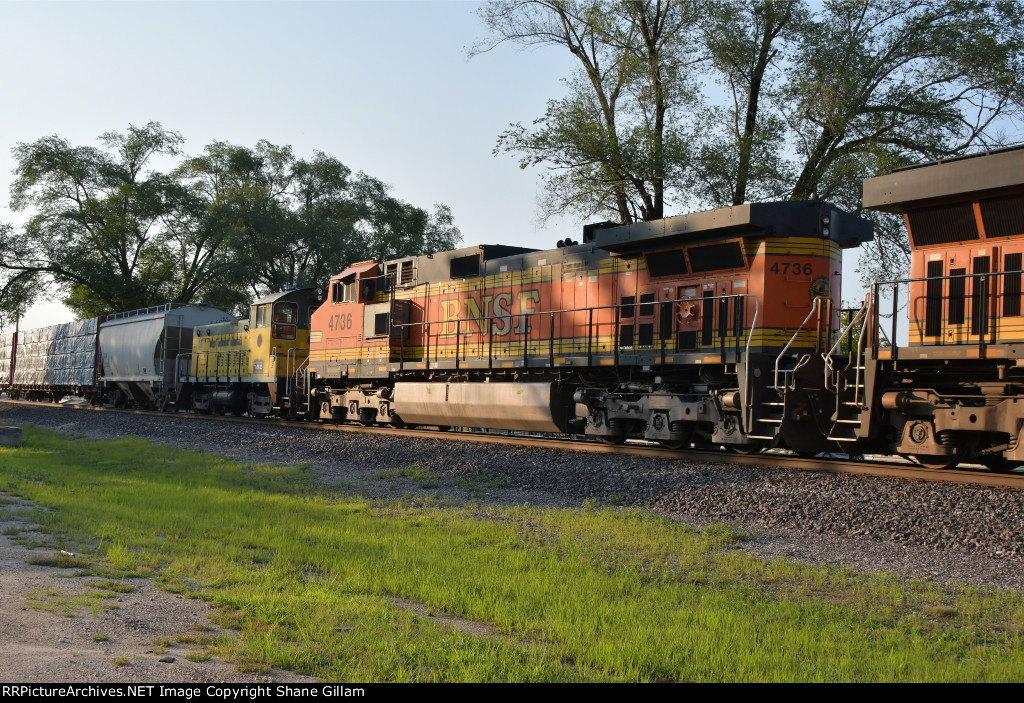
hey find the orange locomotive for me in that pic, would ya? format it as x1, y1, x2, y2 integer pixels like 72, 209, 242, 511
302, 201, 871, 453
835, 144, 1024, 469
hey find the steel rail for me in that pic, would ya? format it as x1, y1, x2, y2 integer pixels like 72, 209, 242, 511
2, 399, 1022, 490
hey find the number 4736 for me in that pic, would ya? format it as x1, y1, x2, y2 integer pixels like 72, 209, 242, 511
770, 262, 814, 276
328, 313, 353, 331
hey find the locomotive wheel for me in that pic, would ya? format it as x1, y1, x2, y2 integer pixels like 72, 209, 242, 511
436, 425, 452, 432
910, 453, 962, 469
599, 434, 627, 445
658, 439, 688, 450
727, 442, 766, 455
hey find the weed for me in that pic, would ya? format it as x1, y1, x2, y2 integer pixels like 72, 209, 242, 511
89, 580, 135, 594
92, 634, 109, 642
27, 552, 91, 569
924, 605, 958, 619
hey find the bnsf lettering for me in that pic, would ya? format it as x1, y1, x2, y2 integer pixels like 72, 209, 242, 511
440, 289, 540, 337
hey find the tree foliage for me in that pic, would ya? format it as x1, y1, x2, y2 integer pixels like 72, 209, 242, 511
1, 125, 461, 324
3, 123, 190, 320
475, 0, 702, 223
475, 0, 1024, 281
176, 140, 461, 312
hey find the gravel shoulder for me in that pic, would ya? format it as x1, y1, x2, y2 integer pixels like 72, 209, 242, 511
0, 495, 314, 683
1, 401, 1022, 681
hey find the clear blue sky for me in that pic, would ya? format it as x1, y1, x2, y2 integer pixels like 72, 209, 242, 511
7, 0, 1002, 330
2, 0, 585, 327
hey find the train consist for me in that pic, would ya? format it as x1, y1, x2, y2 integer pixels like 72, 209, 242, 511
2, 146, 1023, 470
1, 304, 229, 409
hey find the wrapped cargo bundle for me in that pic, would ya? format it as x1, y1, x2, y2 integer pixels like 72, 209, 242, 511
12, 318, 98, 388
0, 332, 13, 385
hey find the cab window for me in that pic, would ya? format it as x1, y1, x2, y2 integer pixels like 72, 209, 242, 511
272, 302, 298, 340
331, 276, 357, 303
255, 304, 270, 328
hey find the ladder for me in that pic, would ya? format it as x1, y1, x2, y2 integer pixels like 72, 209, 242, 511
823, 294, 873, 443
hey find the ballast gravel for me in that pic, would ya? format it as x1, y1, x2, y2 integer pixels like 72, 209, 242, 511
3, 401, 1023, 594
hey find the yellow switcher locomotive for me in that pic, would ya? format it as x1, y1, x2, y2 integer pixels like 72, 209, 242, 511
175, 287, 323, 416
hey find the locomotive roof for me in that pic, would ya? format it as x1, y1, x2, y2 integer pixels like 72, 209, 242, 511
863, 145, 1024, 214
252, 288, 317, 305
378, 244, 537, 271
589, 200, 871, 254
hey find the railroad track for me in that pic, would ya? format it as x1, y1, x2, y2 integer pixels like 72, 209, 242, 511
3, 398, 1023, 490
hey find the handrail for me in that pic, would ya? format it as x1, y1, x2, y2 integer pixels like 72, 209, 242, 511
823, 292, 872, 394
392, 292, 762, 366
773, 296, 829, 394
872, 267, 1023, 353
741, 295, 760, 434
294, 355, 310, 393
392, 290, 763, 432
175, 352, 192, 381
285, 347, 302, 396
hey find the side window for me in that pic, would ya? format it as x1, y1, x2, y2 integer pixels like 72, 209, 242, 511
272, 302, 298, 340
332, 278, 358, 303
360, 279, 376, 302
255, 305, 270, 328
621, 296, 636, 319
273, 302, 297, 323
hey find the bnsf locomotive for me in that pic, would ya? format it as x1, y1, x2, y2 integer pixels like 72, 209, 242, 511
303, 201, 867, 456
3, 146, 1024, 471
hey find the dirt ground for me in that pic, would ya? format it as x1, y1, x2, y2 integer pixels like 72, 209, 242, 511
0, 494, 316, 684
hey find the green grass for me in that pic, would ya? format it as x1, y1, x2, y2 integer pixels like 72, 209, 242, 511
1, 425, 1024, 681
24, 586, 120, 618
373, 465, 442, 489
89, 579, 136, 594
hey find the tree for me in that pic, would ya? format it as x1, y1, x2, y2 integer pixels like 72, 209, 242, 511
476, 0, 1024, 282
177, 140, 462, 307
2, 122, 194, 319
2, 126, 462, 322
785, 0, 1024, 204
690, 0, 808, 206
474, 0, 702, 223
